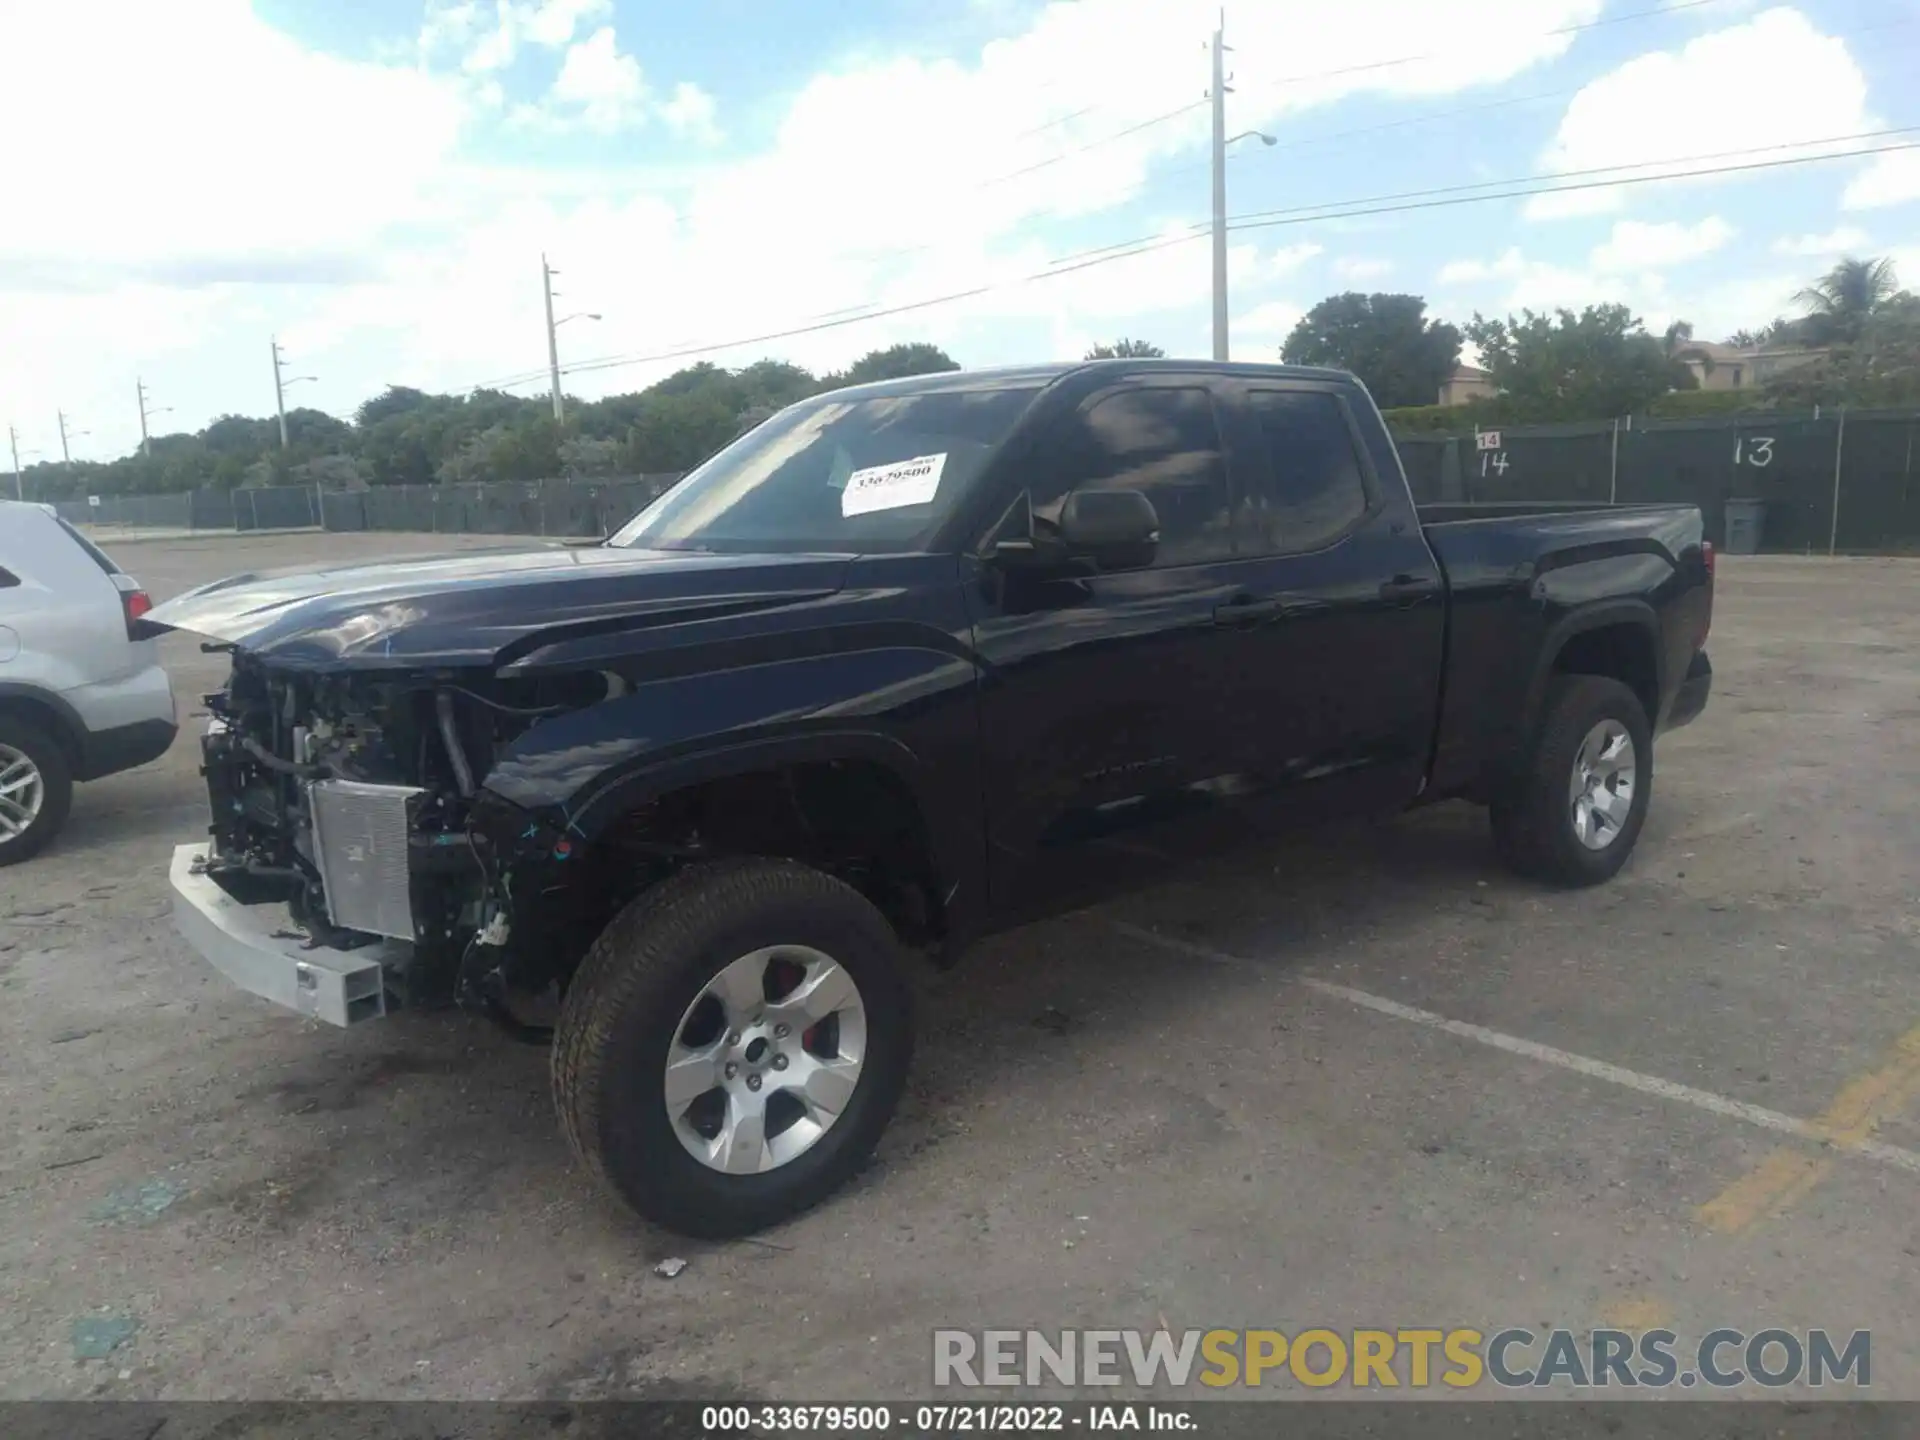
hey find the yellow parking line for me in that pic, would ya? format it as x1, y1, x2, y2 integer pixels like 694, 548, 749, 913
1696, 1024, 1920, 1235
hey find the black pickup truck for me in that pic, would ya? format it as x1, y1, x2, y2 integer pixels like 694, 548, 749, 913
154, 360, 1712, 1236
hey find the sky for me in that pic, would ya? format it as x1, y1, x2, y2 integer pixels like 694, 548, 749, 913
3, 0, 1919, 464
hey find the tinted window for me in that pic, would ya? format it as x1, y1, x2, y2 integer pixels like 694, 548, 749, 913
611, 385, 1041, 554
57, 517, 123, 575
1239, 390, 1369, 555
1043, 387, 1233, 567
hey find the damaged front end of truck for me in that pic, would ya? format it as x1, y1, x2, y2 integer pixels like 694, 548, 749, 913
151, 541, 882, 1034
187, 651, 627, 1029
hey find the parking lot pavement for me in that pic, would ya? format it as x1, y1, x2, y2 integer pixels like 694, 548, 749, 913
0, 538, 1914, 1401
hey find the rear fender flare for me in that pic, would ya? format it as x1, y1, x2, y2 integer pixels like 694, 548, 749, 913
1519, 599, 1662, 747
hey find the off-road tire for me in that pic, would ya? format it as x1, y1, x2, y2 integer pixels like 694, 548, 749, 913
1490, 675, 1652, 887
553, 858, 914, 1237
0, 714, 73, 867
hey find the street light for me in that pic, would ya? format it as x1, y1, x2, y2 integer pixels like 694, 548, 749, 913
137, 377, 174, 457
541, 255, 601, 425
1229, 129, 1277, 148
556, 312, 602, 327
57, 410, 90, 464
271, 336, 318, 449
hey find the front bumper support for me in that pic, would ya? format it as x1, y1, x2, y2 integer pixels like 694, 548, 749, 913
169, 843, 398, 1027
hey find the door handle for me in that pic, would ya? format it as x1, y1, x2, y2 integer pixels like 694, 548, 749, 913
1213, 594, 1327, 625
1213, 596, 1286, 625
1379, 573, 1439, 604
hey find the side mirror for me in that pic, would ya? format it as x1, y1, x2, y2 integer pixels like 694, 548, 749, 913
1059, 487, 1159, 570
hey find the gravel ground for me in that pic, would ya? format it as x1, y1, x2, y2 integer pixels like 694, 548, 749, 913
0, 533, 1915, 1403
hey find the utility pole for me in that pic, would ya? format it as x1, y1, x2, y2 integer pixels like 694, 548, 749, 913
269, 340, 317, 451
8, 426, 22, 503
271, 337, 290, 449
543, 253, 565, 425
58, 409, 73, 464
1210, 8, 1230, 362
137, 378, 153, 457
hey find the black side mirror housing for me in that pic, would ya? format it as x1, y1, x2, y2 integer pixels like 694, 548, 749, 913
1059, 487, 1159, 570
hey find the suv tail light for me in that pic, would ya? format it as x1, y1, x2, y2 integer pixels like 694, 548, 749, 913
1701, 541, 1715, 578
123, 587, 155, 640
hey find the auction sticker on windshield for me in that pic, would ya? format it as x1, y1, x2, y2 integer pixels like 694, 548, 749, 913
841, 453, 947, 516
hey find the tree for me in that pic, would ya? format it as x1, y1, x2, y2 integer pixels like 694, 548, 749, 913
355, 385, 433, 429
1084, 338, 1166, 359
621, 388, 743, 473
1461, 304, 1681, 420
832, 343, 959, 387
1280, 293, 1462, 409
1728, 319, 1794, 349
1765, 293, 1920, 408
1794, 257, 1902, 346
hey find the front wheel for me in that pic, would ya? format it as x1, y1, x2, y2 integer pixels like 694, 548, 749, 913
553, 858, 914, 1237
1490, 675, 1652, 887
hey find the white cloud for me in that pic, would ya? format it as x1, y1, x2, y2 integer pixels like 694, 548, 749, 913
1770, 226, 1870, 257
425, 0, 611, 72
548, 27, 647, 133
0, 1, 465, 279
1234, 301, 1305, 349
1269, 243, 1324, 276
1523, 8, 1874, 221
1432, 242, 1812, 341
525, 0, 613, 48
1589, 217, 1733, 272
1333, 257, 1394, 281
1438, 249, 1526, 285
4, 0, 1630, 457
1843, 148, 1920, 211
660, 82, 721, 142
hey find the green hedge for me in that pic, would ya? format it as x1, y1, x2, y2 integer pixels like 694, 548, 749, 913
1383, 389, 1777, 434
1643, 389, 1771, 419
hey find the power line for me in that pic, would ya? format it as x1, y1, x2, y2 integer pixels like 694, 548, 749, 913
475, 2, 1903, 391
1226, 139, 1920, 234
1230, 0, 1730, 108
980, 99, 1208, 187
479, 0, 1762, 362
1033, 123, 1920, 273
1226, 124, 1920, 226
473, 133, 1915, 387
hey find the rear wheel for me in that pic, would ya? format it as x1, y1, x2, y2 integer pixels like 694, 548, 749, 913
1490, 675, 1651, 887
0, 716, 73, 867
553, 858, 914, 1237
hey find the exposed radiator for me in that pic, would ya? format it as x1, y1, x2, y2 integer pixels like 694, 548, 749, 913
307, 779, 424, 940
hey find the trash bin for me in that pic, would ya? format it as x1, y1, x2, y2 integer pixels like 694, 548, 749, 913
1723, 497, 1767, 555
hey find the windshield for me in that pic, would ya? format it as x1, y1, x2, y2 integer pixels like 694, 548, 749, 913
610, 384, 1043, 554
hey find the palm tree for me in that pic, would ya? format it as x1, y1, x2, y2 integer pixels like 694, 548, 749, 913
1793, 257, 1901, 346
1729, 319, 1794, 349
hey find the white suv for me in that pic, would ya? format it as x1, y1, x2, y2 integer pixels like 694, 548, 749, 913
0, 502, 178, 863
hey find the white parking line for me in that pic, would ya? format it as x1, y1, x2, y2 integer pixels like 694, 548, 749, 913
1099, 918, 1920, 1178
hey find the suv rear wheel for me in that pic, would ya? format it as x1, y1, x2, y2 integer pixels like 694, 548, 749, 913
0, 715, 73, 866
553, 858, 914, 1237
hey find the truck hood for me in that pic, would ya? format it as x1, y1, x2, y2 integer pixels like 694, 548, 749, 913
147, 543, 854, 670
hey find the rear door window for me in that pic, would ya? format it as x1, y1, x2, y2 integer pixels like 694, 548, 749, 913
1236, 390, 1371, 555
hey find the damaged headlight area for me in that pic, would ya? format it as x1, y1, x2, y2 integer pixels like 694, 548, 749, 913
195, 654, 613, 1020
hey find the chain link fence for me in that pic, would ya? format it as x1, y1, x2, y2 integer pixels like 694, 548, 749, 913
1393, 410, 1920, 552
